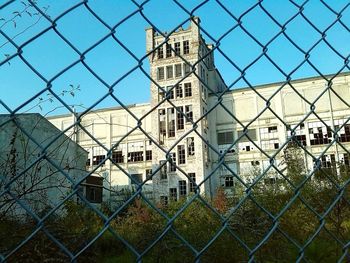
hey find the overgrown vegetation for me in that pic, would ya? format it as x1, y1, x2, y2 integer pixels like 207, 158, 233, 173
1, 143, 350, 262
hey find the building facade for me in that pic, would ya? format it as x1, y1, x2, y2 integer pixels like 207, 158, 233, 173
48, 18, 350, 205
0, 114, 88, 217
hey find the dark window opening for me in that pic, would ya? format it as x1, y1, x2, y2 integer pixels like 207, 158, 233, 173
187, 137, 195, 156
86, 176, 103, 203
176, 84, 183, 98
185, 105, 193, 122
112, 151, 124, 163
166, 43, 172, 57
145, 150, 152, 161
179, 180, 187, 197
178, 145, 186, 165
157, 46, 163, 59
177, 106, 184, 130
92, 155, 105, 166
225, 176, 234, 187
183, 40, 189, 54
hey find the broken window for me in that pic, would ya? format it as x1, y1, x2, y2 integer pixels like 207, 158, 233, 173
335, 119, 350, 143
167, 108, 175, 137
174, 42, 180, 55
178, 145, 186, 164
166, 65, 173, 79
157, 67, 164, 80
308, 122, 332, 145
183, 40, 189, 54
185, 105, 193, 122
159, 109, 166, 144
187, 137, 195, 156
158, 87, 165, 101
127, 151, 143, 162
127, 141, 144, 162
189, 173, 196, 193
175, 64, 182, 77
184, 83, 192, 97
160, 160, 167, 180
166, 43, 172, 57
179, 180, 187, 197
169, 152, 176, 172
177, 106, 184, 130
92, 147, 105, 166
175, 84, 183, 98
166, 86, 174, 99
157, 45, 164, 59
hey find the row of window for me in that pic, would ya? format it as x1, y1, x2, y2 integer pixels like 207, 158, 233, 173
157, 63, 191, 81
86, 150, 153, 167
157, 40, 189, 59
158, 83, 192, 101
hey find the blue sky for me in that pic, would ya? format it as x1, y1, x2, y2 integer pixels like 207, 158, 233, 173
0, 0, 349, 115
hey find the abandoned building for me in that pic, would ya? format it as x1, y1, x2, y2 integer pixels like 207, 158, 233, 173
48, 18, 350, 206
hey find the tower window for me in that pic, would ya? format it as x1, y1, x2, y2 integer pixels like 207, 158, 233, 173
176, 84, 183, 98
174, 42, 180, 55
184, 83, 192, 97
187, 137, 195, 156
175, 64, 182, 77
177, 106, 184, 130
185, 105, 193, 122
183, 40, 189, 54
157, 45, 163, 59
166, 65, 173, 79
166, 43, 172, 57
157, 67, 164, 80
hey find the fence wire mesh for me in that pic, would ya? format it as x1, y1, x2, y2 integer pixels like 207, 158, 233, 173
1, 0, 350, 262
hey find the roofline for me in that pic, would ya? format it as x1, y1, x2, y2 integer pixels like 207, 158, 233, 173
47, 102, 150, 119
0, 113, 88, 154
222, 71, 350, 95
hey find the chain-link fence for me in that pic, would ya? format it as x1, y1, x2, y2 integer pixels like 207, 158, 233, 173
1, 0, 350, 262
